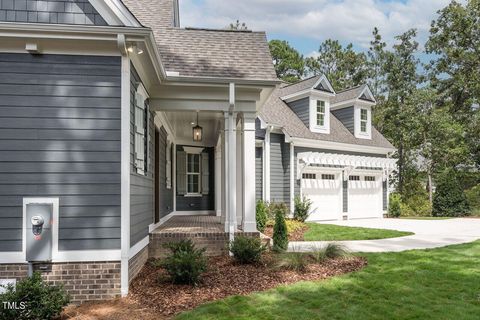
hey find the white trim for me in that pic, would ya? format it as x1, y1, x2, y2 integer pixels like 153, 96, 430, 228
54, 250, 120, 262
22, 197, 59, 262
120, 54, 131, 297
330, 98, 376, 109
88, 0, 141, 27
129, 236, 149, 259
174, 210, 215, 216
288, 135, 396, 154
359, 85, 376, 103
183, 146, 205, 154
150, 211, 176, 231
313, 75, 336, 94
289, 143, 295, 215
354, 105, 372, 140
281, 88, 335, 103
264, 126, 271, 202
309, 98, 330, 134
0, 252, 26, 264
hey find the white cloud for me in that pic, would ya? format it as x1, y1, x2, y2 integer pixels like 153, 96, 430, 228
179, 0, 451, 50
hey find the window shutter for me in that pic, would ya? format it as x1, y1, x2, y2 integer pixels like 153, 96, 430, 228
166, 140, 172, 189
176, 151, 187, 195
134, 92, 146, 174
201, 153, 209, 195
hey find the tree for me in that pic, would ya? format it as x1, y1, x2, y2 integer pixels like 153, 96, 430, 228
367, 27, 387, 97
432, 169, 470, 217
228, 20, 248, 30
268, 40, 305, 83
305, 39, 368, 91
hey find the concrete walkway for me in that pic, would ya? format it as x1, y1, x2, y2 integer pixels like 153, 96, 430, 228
289, 218, 480, 253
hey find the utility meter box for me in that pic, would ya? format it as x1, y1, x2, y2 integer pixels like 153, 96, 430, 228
26, 203, 53, 262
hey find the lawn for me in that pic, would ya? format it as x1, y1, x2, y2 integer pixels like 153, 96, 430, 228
302, 223, 413, 241
176, 241, 480, 320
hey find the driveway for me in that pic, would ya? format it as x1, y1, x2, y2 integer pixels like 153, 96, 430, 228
289, 218, 480, 253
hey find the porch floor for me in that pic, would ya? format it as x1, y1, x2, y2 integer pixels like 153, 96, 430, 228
151, 215, 229, 234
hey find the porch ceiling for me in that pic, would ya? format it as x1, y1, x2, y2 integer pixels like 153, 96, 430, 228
163, 111, 223, 147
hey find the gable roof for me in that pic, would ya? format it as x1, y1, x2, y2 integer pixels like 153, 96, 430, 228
281, 75, 335, 97
331, 84, 376, 104
121, 0, 278, 81
259, 85, 394, 150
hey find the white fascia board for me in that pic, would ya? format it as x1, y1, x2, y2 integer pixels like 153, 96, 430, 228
313, 74, 336, 94
89, 0, 141, 27
359, 85, 376, 103
165, 75, 281, 86
281, 89, 334, 103
290, 137, 396, 155
330, 98, 375, 110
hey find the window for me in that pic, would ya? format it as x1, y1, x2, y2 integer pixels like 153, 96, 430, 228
186, 153, 201, 194
316, 100, 326, 127
365, 176, 376, 181
360, 108, 368, 133
321, 174, 335, 180
134, 86, 149, 175
165, 140, 172, 189
302, 173, 316, 180
349, 175, 360, 181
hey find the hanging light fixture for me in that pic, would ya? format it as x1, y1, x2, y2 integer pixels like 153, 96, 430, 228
192, 111, 203, 141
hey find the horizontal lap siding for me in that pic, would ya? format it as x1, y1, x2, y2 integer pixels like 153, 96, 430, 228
332, 107, 354, 134
0, 53, 121, 252
270, 134, 290, 208
287, 98, 309, 128
157, 127, 173, 218
0, 0, 107, 25
130, 66, 155, 247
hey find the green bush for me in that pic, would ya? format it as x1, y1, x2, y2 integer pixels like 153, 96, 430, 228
388, 193, 402, 218
272, 204, 289, 252
433, 170, 470, 217
161, 239, 207, 285
309, 243, 350, 263
229, 236, 266, 264
465, 185, 480, 215
293, 196, 312, 222
276, 251, 310, 272
255, 200, 268, 232
0, 272, 70, 320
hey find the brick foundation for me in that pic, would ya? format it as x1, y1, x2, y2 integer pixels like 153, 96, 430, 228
128, 245, 149, 283
0, 261, 121, 304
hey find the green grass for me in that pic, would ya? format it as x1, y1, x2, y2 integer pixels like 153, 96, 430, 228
176, 241, 480, 320
398, 216, 455, 220
302, 223, 413, 241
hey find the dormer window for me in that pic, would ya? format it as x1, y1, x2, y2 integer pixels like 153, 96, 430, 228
316, 101, 326, 127
360, 108, 368, 133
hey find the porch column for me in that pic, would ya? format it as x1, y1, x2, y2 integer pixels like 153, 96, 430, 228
215, 136, 222, 217
242, 112, 257, 232
236, 116, 243, 227
223, 111, 237, 233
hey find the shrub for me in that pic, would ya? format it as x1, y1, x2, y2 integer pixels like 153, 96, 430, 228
255, 200, 268, 232
285, 219, 307, 234
229, 236, 266, 264
433, 169, 470, 217
0, 272, 70, 320
276, 251, 310, 272
388, 193, 402, 218
272, 204, 289, 252
309, 243, 350, 263
161, 239, 207, 285
465, 184, 480, 215
293, 196, 312, 222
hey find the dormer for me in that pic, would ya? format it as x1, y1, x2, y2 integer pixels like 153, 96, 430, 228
281, 75, 336, 134
331, 84, 376, 140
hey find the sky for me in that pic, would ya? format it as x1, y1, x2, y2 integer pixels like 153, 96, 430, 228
179, 0, 452, 60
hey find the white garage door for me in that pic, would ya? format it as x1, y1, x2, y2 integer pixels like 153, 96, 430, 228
348, 174, 383, 219
302, 172, 342, 221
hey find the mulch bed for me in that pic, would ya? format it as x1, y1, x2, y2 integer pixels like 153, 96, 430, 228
264, 224, 310, 241
127, 255, 367, 317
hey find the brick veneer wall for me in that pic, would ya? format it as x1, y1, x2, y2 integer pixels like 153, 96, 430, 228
149, 232, 261, 258
0, 261, 120, 304
128, 245, 149, 283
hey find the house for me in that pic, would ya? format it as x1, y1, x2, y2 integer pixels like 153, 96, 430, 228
0, 0, 396, 305
256, 75, 396, 221
0, 0, 278, 303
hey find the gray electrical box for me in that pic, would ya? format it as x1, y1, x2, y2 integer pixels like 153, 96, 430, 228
26, 203, 53, 262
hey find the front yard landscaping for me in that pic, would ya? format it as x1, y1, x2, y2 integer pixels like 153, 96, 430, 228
265, 221, 413, 241
178, 240, 480, 320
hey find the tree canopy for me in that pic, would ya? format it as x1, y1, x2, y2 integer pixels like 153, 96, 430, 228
268, 40, 305, 83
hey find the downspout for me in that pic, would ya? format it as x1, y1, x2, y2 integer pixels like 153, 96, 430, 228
264, 126, 271, 202
228, 83, 236, 254
118, 34, 131, 297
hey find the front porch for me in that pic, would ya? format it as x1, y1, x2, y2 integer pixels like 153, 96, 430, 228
149, 215, 259, 257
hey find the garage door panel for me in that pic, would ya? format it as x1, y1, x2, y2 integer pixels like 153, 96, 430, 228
302, 173, 342, 221
348, 174, 382, 219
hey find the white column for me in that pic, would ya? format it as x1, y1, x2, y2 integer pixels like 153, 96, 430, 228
215, 137, 222, 217
264, 126, 271, 202
289, 142, 295, 216
173, 142, 177, 212
242, 112, 257, 232
221, 125, 227, 227
223, 111, 237, 233
236, 116, 243, 227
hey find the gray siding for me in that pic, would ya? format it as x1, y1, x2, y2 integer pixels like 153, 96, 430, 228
0, 53, 121, 251
157, 126, 173, 218
255, 118, 265, 140
343, 178, 348, 212
287, 97, 309, 128
270, 133, 290, 207
0, 0, 107, 25
255, 146, 263, 201
176, 146, 215, 211
130, 66, 155, 248
332, 106, 354, 134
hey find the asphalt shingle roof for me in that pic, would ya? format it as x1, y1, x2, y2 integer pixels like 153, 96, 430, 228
331, 84, 373, 104
259, 83, 394, 149
122, 0, 278, 80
